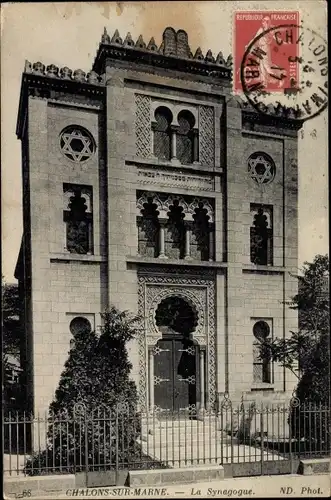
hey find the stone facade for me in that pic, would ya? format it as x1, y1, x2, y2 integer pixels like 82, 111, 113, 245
15, 27, 300, 415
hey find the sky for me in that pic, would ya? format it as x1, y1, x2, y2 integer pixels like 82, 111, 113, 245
1, 1, 328, 282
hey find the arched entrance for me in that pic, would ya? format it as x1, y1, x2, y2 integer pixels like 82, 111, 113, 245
153, 296, 200, 412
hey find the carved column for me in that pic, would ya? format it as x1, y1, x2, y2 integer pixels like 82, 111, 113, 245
193, 129, 199, 163
171, 129, 177, 160
200, 349, 205, 411
209, 223, 215, 262
158, 220, 168, 259
64, 222, 68, 252
88, 222, 93, 255
184, 222, 193, 260
148, 348, 154, 412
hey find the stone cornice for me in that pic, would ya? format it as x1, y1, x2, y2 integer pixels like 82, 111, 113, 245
127, 256, 227, 270
242, 109, 303, 131
226, 96, 303, 130
93, 43, 232, 82
16, 62, 106, 139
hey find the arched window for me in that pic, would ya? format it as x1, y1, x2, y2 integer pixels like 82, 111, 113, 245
252, 320, 271, 384
70, 317, 92, 336
191, 203, 211, 261
250, 205, 273, 265
69, 317, 92, 349
63, 184, 93, 255
176, 111, 195, 164
137, 197, 160, 258
165, 199, 185, 259
153, 107, 172, 161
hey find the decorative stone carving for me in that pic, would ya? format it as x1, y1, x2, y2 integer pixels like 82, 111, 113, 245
46, 64, 59, 78
124, 32, 135, 47
162, 27, 177, 56
146, 285, 205, 342
225, 55, 233, 68
248, 152, 276, 185
194, 47, 204, 61
176, 29, 190, 58
86, 71, 99, 84
135, 35, 146, 49
25, 60, 104, 86
136, 192, 215, 223
137, 271, 216, 412
135, 94, 152, 158
60, 67, 73, 80
60, 126, 95, 163
137, 168, 214, 192
110, 29, 122, 45
216, 52, 226, 65
199, 106, 215, 167
98, 26, 231, 69
24, 60, 32, 73
33, 62, 45, 75
101, 27, 111, 44
147, 37, 158, 52
205, 49, 215, 63
73, 69, 86, 83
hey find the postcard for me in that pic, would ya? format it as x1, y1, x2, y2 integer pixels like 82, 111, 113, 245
2, 2, 329, 499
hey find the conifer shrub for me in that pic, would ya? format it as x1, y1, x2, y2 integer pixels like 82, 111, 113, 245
25, 307, 142, 475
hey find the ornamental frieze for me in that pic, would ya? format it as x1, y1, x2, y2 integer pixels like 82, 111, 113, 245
137, 169, 214, 192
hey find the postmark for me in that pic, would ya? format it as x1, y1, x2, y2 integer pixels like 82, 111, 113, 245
235, 11, 300, 93
238, 20, 328, 122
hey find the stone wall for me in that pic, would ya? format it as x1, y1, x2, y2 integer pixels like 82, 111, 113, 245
22, 57, 298, 415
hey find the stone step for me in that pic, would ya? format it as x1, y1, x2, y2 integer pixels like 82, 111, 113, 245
142, 423, 221, 432
164, 458, 220, 468
141, 421, 221, 432
143, 440, 228, 451
141, 417, 219, 428
141, 431, 225, 444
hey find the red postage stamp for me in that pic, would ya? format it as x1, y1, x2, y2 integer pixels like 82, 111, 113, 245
234, 11, 300, 93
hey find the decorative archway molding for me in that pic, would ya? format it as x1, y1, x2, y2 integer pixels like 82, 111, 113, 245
136, 191, 215, 222
137, 268, 216, 414
148, 288, 205, 345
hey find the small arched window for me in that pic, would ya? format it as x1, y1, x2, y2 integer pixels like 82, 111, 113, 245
153, 107, 172, 161
63, 184, 93, 255
250, 205, 273, 266
69, 316, 92, 349
176, 110, 195, 164
70, 316, 92, 336
252, 320, 272, 384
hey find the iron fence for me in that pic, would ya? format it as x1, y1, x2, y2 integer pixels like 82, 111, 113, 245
3, 399, 330, 479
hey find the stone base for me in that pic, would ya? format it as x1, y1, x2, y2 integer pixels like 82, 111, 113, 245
298, 458, 331, 475
4, 475, 75, 499
128, 464, 224, 486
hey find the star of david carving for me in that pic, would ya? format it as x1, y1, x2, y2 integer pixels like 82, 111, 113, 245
60, 127, 95, 162
248, 153, 275, 185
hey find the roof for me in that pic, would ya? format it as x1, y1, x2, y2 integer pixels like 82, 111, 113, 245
92, 27, 232, 81
16, 26, 303, 139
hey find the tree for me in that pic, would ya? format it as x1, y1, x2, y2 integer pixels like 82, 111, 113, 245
2, 279, 23, 410
25, 306, 142, 475
258, 254, 329, 449
2, 279, 21, 358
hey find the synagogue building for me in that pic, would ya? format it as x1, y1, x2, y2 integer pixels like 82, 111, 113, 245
15, 27, 300, 415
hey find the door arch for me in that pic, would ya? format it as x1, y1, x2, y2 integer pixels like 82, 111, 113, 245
153, 296, 200, 412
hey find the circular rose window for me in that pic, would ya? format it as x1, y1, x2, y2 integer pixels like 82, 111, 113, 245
69, 317, 92, 337
248, 152, 276, 185
60, 126, 95, 163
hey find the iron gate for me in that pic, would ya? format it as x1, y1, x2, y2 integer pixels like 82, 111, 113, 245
3, 398, 330, 482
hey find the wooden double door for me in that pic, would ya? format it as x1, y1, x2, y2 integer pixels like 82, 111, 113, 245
153, 336, 199, 412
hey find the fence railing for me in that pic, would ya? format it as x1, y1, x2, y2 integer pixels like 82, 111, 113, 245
3, 400, 330, 478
